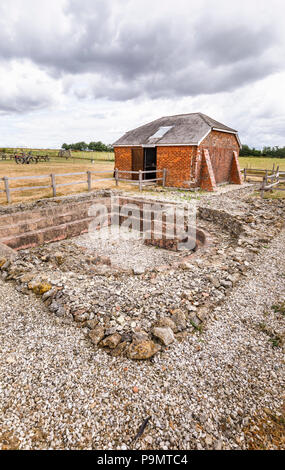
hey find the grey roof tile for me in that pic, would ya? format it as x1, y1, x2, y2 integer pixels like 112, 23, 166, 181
113, 112, 238, 146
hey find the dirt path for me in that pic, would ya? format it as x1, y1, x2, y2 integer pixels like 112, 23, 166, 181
0, 228, 284, 450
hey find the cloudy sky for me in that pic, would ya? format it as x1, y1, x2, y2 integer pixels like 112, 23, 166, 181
0, 0, 284, 149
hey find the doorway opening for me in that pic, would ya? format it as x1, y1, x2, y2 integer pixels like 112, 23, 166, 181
144, 147, 157, 180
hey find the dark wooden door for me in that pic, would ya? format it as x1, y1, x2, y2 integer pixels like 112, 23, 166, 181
144, 147, 157, 179
132, 148, 144, 180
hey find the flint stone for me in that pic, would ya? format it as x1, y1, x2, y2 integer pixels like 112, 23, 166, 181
101, 333, 122, 349
171, 309, 187, 331
127, 340, 160, 360
197, 308, 208, 322
156, 317, 178, 333
49, 300, 60, 312
42, 288, 56, 301
133, 266, 145, 275
220, 279, 233, 288
86, 319, 99, 329
208, 275, 220, 288
111, 341, 128, 357
55, 305, 65, 317
180, 261, 192, 270
132, 330, 149, 342
152, 327, 175, 346
89, 326, 105, 346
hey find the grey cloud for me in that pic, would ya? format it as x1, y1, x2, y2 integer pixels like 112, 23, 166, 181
0, 94, 53, 114
0, 0, 283, 104
195, 24, 275, 66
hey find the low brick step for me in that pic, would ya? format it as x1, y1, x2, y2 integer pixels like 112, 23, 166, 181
0, 217, 94, 250
0, 200, 97, 227
0, 208, 94, 239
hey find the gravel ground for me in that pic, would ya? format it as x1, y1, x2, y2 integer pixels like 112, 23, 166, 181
75, 227, 184, 271
0, 225, 284, 449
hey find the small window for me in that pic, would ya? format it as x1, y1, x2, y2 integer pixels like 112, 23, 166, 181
149, 126, 173, 139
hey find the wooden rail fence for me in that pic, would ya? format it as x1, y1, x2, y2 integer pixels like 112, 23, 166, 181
260, 167, 285, 197
243, 164, 279, 182
0, 168, 167, 203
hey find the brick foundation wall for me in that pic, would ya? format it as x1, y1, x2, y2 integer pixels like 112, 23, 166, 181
199, 131, 240, 185
157, 146, 196, 188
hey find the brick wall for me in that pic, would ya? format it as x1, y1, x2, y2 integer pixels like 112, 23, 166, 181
199, 131, 240, 185
157, 146, 196, 188
114, 147, 132, 179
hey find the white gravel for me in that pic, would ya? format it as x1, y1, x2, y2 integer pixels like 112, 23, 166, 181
0, 224, 284, 450
75, 226, 184, 271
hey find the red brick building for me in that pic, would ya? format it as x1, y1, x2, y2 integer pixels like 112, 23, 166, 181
113, 113, 242, 191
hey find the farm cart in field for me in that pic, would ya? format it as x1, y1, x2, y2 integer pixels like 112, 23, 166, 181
14, 151, 38, 164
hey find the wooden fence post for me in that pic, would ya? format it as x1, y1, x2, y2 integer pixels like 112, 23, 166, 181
162, 168, 167, 187
261, 177, 265, 198
115, 168, 119, 186
51, 174, 56, 197
87, 171, 92, 191
243, 168, 246, 181
276, 166, 280, 189
139, 170, 142, 192
3, 177, 11, 204
261, 170, 268, 198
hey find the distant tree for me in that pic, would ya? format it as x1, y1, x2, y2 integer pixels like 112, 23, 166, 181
72, 141, 88, 151
240, 144, 285, 158
62, 141, 114, 152
106, 144, 114, 152
88, 141, 107, 151
62, 143, 71, 150
239, 144, 251, 156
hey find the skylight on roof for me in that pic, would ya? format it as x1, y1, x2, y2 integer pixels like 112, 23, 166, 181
149, 126, 173, 139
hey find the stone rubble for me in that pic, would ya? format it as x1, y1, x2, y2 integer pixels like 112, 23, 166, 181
0, 186, 284, 360
0, 208, 284, 449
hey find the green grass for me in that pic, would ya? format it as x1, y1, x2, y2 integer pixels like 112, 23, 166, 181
263, 190, 285, 199
239, 156, 285, 171
258, 322, 282, 348
67, 151, 114, 161
1, 148, 114, 162
271, 302, 285, 316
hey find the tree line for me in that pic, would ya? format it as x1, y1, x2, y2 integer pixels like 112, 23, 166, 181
240, 144, 285, 158
61, 141, 113, 152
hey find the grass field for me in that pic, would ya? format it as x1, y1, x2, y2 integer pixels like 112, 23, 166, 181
0, 159, 139, 204
239, 157, 285, 171
1, 148, 114, 162
1, 154, 285, 205
240, 157, 285, 199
